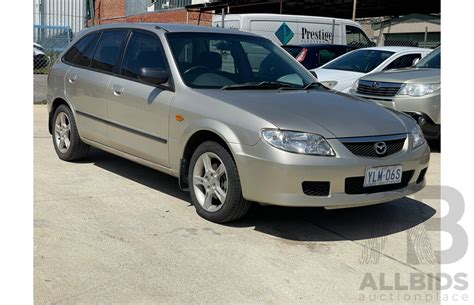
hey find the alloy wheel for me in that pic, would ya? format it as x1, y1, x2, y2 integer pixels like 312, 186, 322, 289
192, 152, 228, 212
54, 112, 71, 153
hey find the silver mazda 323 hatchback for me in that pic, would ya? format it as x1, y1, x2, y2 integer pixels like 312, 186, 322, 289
47, 23, 430, 223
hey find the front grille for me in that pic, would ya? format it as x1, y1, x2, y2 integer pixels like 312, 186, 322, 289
345, 170, 415, 195
357, 80, 403, 97
302, 181, 330, 196
342, 136, 406, 158
416, 168, 428, 184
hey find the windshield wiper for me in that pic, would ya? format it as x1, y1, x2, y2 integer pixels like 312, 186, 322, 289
278, 82, 323, 90
221, 81, 297, 90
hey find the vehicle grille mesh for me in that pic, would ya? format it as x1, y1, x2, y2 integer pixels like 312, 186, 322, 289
342, 137, 406, 158
356, 80, 403, 97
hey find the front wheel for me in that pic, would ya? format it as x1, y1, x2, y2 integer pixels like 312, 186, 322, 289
188, 141, 250, 223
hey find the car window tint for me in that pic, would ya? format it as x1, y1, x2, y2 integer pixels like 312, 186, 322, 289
318, 49, 338, 66
416, 48, 440, 69
121, 31, 166, 79
324, 49, 394, 73
384, 53, 421, 70
240, 41, 271, 72
91, 30, 128, 73
210, 40, 236, 74
63, 33, 99, 65
167, 33, 313, 88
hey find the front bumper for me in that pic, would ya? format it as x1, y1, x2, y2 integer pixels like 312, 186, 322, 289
231, 136, 430, 208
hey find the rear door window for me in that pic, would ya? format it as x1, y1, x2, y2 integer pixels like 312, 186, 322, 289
63, 33, 99, 66
91, 30, 128, 73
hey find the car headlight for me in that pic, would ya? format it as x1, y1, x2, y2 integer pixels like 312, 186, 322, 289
398, 83, 440, 97
320, 80, 338, 89
261, 129, 335, 156
411, 125, 425, 149
351, 79, 359, 91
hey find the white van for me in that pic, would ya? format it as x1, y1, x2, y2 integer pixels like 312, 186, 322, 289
212, 13, 374, 47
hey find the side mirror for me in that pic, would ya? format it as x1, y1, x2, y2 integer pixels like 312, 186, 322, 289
310, 70, 318, 79
412, 58, 420, 66
138, 67, 168, 85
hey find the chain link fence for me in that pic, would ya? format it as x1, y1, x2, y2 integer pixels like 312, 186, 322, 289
34, 25, 74, 74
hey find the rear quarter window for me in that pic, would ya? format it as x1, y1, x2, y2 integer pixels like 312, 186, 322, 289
63, 33, 99, 66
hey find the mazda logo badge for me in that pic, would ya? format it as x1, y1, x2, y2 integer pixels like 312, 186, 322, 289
374, 142, 387, 155
371, 82, 380, 88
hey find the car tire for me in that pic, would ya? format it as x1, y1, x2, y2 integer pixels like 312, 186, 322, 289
52, 105, 89, 161
188, 141, 250, 223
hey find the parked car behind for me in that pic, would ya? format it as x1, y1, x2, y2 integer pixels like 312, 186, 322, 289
34, 42, 50, 69
283, 44, 357, 70
47, 23, 429, 223
352, 47, 440, 140
312, 46, 432, 93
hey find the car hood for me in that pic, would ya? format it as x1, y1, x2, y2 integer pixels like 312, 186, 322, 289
313, 68, 365, 82
197, 89, 413, 139
362, 68, 440, 84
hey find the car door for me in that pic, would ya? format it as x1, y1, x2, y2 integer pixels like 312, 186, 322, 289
64, 29, 128, 145
107, 30, 174, 167
64, 32, 109, 144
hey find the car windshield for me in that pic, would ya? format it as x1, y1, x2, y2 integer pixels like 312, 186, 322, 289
166, 32, 314, 89
415, 47, 440, 69
323, 49, 394, 73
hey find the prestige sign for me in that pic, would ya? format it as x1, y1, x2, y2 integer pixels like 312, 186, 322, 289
301, 27, 333, 42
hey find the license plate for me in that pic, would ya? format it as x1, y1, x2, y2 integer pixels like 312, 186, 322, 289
363, 165, 403, 187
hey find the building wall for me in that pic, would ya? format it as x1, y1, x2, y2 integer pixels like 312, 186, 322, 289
92, 0, 204, 25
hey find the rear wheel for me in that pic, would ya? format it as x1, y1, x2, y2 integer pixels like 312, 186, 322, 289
188, 141, 250, 223
52, 105, 89, 161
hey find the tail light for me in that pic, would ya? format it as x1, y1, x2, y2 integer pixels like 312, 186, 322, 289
296, 48, 308, 62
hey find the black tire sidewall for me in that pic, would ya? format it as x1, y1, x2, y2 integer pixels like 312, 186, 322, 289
188, 141, 244, 223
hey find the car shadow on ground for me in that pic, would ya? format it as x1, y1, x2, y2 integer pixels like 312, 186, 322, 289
86, 148, 437, 242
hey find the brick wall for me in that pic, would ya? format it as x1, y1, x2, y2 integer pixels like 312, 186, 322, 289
92, 0, 211, 26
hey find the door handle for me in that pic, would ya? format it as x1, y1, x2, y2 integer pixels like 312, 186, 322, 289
112, 85, 124, 96
67, 74, 77, 83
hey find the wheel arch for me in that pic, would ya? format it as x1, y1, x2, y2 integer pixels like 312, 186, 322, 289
48, 97, 73, 134
179, 129, 236, 191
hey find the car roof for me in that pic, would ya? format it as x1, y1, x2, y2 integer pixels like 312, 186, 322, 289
80, 22, 256, 36
359, 46, 432, 52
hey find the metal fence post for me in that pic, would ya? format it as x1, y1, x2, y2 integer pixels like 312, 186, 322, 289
424, 26, 428, 48
331, 19, 335, 44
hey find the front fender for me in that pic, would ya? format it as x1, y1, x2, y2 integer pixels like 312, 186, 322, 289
168, 117, 264, 173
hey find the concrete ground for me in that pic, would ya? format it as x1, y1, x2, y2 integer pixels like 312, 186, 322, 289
34, 105, 441, 305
